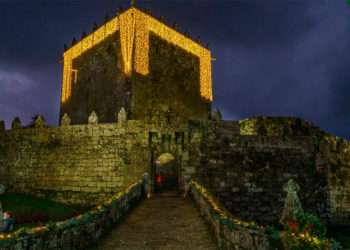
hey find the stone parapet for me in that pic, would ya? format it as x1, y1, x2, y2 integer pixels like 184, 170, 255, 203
189, 180, 270, 250
0, 180, 143, 250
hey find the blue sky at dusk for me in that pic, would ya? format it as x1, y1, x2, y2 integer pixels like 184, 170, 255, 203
0, 0, 350, 138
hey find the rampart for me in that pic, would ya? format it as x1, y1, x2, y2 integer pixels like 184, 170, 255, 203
0, 115, 349, 226
0, 115, 189, 206
190, 117, 350, 226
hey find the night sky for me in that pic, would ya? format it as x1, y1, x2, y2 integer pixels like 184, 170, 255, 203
0, 0, 350, 138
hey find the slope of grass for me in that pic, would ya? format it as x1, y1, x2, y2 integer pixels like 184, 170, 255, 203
0, 193, 89, 225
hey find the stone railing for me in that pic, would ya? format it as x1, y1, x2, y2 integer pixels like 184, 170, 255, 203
0, 180, 144, 250
189, 180, 270, 250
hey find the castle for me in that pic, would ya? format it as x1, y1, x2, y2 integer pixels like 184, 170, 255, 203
0, 6, 349, 230
60, 7, 212, 124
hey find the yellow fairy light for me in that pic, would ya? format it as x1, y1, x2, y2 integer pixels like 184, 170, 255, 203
61, 7, 213, 103
120, 10, 136, 75
144, 9, 213, 101
61, 17, 120, 103
134, 10, 149, 75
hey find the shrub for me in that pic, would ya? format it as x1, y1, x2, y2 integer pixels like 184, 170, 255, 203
281, 212, 341, 250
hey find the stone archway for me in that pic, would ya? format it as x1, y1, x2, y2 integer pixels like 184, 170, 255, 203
154, 153, 178, 192
148, 131, 188, 194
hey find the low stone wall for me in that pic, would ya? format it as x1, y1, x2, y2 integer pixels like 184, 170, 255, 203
189, 180, 270, 250
0, 180, 143, 250
238, 117, 323, 137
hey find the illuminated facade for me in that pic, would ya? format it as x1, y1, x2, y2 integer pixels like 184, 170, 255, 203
60, 7, 213, 124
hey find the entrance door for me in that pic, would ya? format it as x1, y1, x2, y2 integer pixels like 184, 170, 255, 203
154, 153, 178, 192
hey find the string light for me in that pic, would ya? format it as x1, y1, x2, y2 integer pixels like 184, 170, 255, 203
61, 7, 213, 103
134, 10, 149, 75
120, 10, 136, 75
61, 17, 120, 103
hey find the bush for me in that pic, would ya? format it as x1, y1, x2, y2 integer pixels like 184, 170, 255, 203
281, 212, 341, 250
295, 212, 326, 238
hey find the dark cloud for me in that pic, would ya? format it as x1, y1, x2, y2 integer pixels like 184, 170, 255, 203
211, 0, 350, 138
0, 62, 60, 127
0, 0, 350, 138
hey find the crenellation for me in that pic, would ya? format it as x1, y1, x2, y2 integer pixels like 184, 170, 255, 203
11, 117, 22, 129
34, 115, 45, 128
61, 113, 71, 126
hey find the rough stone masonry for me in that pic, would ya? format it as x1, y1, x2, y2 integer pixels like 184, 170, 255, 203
0, 6, 350, 228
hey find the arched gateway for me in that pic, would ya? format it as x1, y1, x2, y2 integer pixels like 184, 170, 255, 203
148, 131, 187, 193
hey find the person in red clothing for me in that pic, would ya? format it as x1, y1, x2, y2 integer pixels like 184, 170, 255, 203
155, 173, 164, 193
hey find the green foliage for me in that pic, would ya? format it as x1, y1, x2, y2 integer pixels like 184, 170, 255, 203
281, 212, 342, 250
266, 226, 281, 240
295, 212, 326, 238
46, 221, 58, 230
266, 226, 285, 249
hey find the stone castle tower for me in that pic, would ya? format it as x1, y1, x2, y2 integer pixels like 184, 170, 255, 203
1, 6, 350, 243
60, 7, 213, 124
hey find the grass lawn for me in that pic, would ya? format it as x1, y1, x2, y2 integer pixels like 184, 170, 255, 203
0, 193, 90, 229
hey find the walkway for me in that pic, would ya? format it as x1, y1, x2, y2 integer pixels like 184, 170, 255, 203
91, 191, 218, 250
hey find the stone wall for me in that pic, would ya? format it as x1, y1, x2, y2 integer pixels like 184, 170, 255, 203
191, 119, 331, 225
189, 180, 270, 250
1, 115, 350, 226
61, 32, 131, 124
131, 34, 210, 122
238, 116, 324, 137
318, 135, 350, 225
0, 121, 150, 205
0, 116, 190, 206
60, 32, 210, 125
0, 180, 143, 250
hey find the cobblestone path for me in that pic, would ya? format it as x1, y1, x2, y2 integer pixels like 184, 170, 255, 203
91, 192, 218, 250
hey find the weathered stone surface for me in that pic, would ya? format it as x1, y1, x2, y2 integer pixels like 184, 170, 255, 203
60, 32, 210, 125
88, 111, 98, 125
192, 120, 331, 225
61, 113, 71, 126
0, 116, 348, 225
34, 115, 45, 128
0, 121, 188, 205
117, 108, 127, 129
117, 107, 127, 123
190, 181, 270, 250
